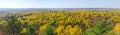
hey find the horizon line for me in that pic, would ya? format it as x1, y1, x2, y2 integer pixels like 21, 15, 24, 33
0, 7, 120, 9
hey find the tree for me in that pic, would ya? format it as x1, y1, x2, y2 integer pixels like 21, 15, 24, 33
85, 20, 112, 35
42, 24, 56, 35
6, 15, 22, 35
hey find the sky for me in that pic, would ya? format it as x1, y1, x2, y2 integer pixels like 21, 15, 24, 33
0, 0, 120, 8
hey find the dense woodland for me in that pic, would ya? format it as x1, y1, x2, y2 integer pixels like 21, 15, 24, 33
0, 10, 120, 35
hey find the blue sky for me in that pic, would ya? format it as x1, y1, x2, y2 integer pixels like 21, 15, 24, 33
0, 0, 120, 8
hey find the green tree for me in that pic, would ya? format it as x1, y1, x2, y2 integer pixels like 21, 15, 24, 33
85, 20, 112, 35
42, 24, 56, 35
6, 15, 22, 35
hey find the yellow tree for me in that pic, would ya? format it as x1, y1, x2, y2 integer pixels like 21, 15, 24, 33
55, 25, 64, 35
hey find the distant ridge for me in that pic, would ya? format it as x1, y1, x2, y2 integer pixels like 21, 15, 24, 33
0, 8, 119, 14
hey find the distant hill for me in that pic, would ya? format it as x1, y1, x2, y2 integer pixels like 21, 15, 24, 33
0, 8, 119, 14
0, 8, 43, 14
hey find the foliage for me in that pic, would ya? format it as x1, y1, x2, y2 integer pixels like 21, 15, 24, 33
0, 10, 120, 35
5, 16, 22, 35
42, 24, 56, 35
85, 20, 112, 35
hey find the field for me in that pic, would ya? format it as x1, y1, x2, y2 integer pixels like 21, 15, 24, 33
0, 10, 120, 35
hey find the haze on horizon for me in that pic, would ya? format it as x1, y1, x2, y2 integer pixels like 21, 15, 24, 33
0, 0, 120, 8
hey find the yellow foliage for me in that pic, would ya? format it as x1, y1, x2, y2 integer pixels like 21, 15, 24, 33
40, 24, 47, 31
2, 10, 120, 35
55, 25, 64, 35
65, 25, 82, 35
112, 23, 120, 35
21, 28, 27, 33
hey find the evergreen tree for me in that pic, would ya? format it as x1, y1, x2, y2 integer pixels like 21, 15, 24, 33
42, 24, 56, 35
